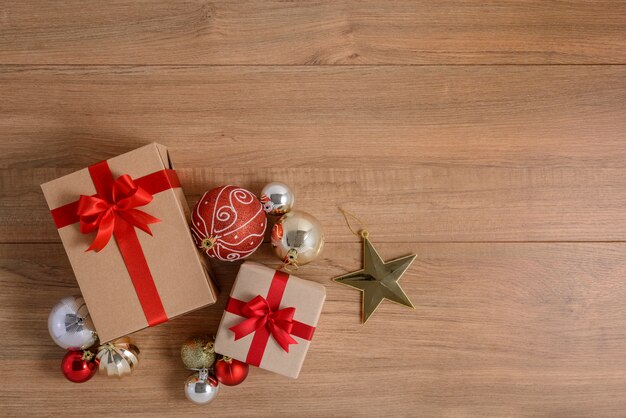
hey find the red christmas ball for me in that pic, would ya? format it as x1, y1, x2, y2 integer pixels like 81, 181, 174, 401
61, 350, 98, 383
214, 357, 249, 386
191, 185, 266, 261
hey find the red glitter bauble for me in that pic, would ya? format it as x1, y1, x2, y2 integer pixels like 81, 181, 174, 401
191, 185, 267, 261
214, 357, 249, 386
61, 350, 98, 383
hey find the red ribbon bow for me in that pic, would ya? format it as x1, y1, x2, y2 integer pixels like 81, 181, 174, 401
229, 295, 298, 352
77, 174, 160, 252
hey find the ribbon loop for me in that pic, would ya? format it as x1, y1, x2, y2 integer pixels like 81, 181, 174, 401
229, 294, 298, 353
76, 174, 160, 252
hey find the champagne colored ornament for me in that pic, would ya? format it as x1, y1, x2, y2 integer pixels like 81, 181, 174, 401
271, 210, 324, 268
181, 336, 216, 370
184, 369, 220, 405
191, 185, 267, 261
48, 295, 97, 350
61, 350, 98, 383
332, 208, 416, 323
214, 356, 249, 386
95, 337, 139, 378
260, 182, 295, 215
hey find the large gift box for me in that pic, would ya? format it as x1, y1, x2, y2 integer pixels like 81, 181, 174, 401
214, 262, 325, 378
41, 143, 217, 342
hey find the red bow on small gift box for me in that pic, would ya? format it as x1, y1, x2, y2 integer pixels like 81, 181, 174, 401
230, 294, 298, 352
225, 270, 316, 366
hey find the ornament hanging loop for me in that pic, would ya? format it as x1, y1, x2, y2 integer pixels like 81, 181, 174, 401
275, 249, 299, 272
277, 259, 299, 273
339, 207, 369, 238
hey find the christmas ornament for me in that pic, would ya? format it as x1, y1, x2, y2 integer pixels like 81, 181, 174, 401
61, 350, 98, 383
191, 185, 267, 261
95, 337, 139, 378
332, 209, 415, 323
48, 295, 97, 350
260, 182, 295, 215
184, 369, 220, 405
181, 336, 216, 370
214, 356, 249, 386
271, 210, 324, 268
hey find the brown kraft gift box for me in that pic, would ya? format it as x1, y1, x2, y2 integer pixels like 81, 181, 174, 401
41, 143, 217, 342
214, 261, 325, 378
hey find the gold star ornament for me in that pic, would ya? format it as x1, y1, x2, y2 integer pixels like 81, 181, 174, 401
333, 231, 416, 323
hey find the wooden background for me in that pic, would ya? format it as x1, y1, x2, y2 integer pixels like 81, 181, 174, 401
1, 1, 625, 416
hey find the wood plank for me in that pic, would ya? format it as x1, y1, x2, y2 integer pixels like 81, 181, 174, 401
1, 65, 625, 242
3, 165, 626, 243
0, 65, 624, 170
2, 242, 626, 416
1, 1, 625, 64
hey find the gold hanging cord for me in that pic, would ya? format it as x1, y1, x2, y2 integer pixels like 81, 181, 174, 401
338, 207, 369, 239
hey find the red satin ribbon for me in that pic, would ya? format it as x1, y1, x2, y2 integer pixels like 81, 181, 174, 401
51, 169, 180, 228
225, 270, 316, 367
229, 295, 298, 352
49, 161, 180, 327
77, 173, 160, 252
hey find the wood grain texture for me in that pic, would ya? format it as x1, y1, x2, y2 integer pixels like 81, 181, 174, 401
2, 242, 626, 417
1, 1, 625, 64
1, 66, 625, 243
4, 166, 626, 244
0, 65, 624, 170
2, 0, 626, 416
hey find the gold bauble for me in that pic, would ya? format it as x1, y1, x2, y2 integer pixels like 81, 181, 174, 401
181, 336, 216, 370
96, 337, 140, 378
271, 210, 324, 267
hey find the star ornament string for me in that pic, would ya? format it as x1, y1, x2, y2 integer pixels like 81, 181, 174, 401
332, 208, 416, 323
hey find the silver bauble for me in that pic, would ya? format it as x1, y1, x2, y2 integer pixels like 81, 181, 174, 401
271, 210, 324, 266
48, 295, 97, 350
260, 182, 295, 215
184, 369, 220, 405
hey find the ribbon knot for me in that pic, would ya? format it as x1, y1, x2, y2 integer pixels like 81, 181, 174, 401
229, 295, 298, 352
77, 174, 160, 252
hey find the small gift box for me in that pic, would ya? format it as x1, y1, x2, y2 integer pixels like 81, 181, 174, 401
41, 143, 217, 342
214, 261, 325, 378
